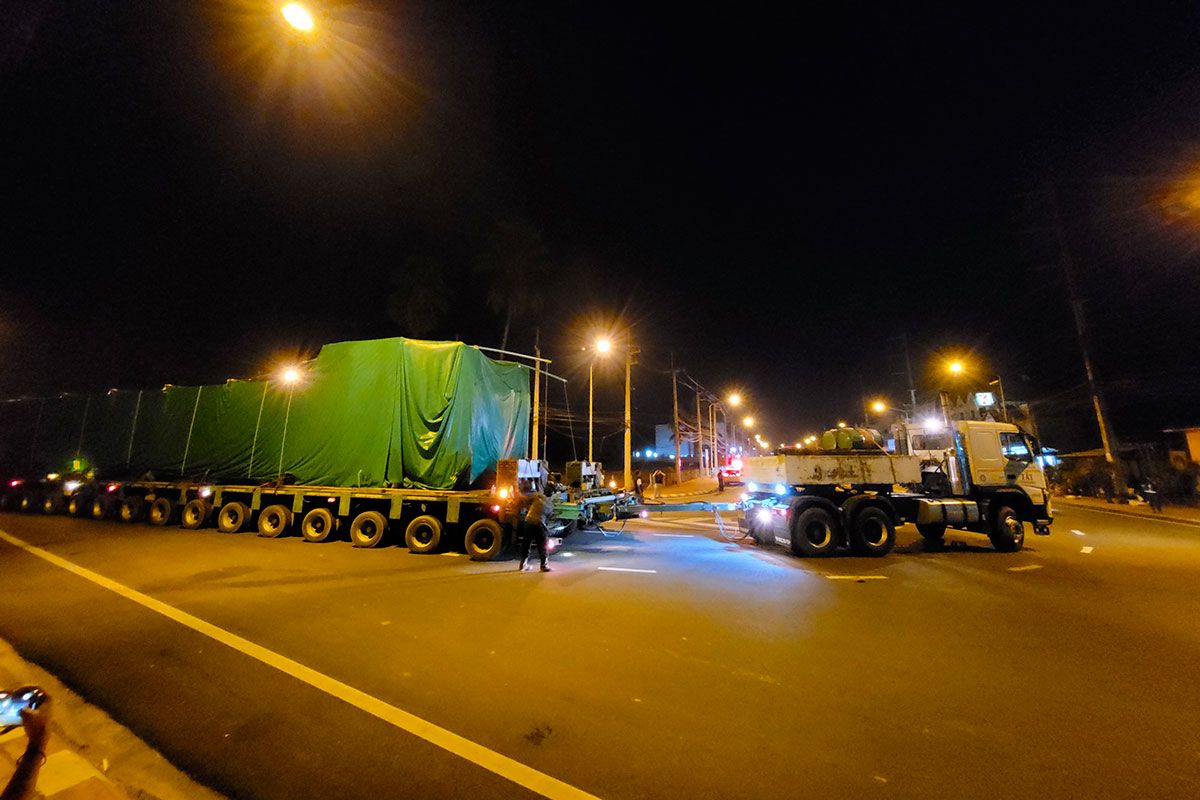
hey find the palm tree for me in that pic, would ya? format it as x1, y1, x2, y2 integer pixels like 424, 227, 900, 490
473, 220, 553, 351
387, 254, 452, 338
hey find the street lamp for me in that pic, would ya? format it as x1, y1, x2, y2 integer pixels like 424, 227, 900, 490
944, 358, 1009, 423
280, 3, 315, 32
947, 360, 965, 376
727, 393, 742, 407
742, 415, 755, 429
588, 338, 610, 463
870, 399, 888, 415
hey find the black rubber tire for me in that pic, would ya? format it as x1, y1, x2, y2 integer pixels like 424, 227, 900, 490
181, 499, 212, 530
42, 494, 63, 514
405, 514, 443, 554
916, 522, 947, 542
118, 496, 145, 523
19, 493, 35, 513
988, 504, 1025, 552
90, 495, 113, 520
349, 510, 388, 548
147, 497, 176, 526
257, 504, 292, 538
300, 508, 338, 543
216, 502, 250, 533
67, 494, 89, 517
849, 506, 896, 557
464, 519, 504, 561
790, 506, 839, 557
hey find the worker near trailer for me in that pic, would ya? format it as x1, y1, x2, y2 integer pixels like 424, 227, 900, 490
651, 468, 665, 499
517, 483, 555, 572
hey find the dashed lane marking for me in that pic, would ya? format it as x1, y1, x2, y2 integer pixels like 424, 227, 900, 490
826, 575, 888, 581
651, 533, 693, 538
1080, 546, 1094, 554
1071, 529, 1086, 536
1007, 564, 1044, 572
0, 528, 600, 800
597, 566, 658, 574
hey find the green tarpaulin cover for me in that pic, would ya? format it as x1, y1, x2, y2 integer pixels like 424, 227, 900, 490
0, 338, 530, 490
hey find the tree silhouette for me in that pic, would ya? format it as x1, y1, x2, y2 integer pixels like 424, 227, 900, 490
473, 219, 553, 351
387, 254, 452, 338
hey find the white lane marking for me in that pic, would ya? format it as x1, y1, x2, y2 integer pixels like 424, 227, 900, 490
1080, 546, 1094, 554
651, 533, 692, 538
0, 528, 598, 800
1007, 564, 1043, 572
597, 566, 658, 574
1071, 529, 1086, 536
1057, 504, 1200, 527
826, 575, 887, 581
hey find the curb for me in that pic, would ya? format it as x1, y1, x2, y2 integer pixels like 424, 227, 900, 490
1054, 498, 1200, 528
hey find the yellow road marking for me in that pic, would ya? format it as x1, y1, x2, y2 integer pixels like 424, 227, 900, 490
0, 529, 599, 800
1007, 564, 1043, 572
825, 575, 887, 581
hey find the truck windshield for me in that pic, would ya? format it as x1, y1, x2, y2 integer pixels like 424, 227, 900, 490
1000, 432, 1032, 462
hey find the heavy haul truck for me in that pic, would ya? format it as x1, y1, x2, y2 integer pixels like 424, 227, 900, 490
737, 420, 1053, 557
0, 337, 613, 560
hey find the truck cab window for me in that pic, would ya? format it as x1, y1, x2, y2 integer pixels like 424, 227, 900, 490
1000, 432, 1032, 463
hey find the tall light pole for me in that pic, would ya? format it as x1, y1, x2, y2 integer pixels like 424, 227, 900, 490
624, 339, 639, 492
277, 366, 302, 479
588, 337, 611, 463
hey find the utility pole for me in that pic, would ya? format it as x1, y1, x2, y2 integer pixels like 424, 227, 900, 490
1048, 180, 1125, 497
624, 342, 638, 492
709, 403, 718, 472
531, 334, 541, 460
901, 332, 917, 412
670, 356, 682, 483
695, 388, 704, 472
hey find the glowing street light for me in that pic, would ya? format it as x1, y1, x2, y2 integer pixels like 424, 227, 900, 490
742, 415, 755, 429
595, 337, 612, 355
281, 366, 302, 384
727, 393, 742, 407
281, 3, 315, 32
947, 360, 965, 375
837, 421, 847, 428
870, 399, 888, 414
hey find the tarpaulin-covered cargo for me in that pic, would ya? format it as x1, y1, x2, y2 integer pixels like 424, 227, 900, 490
0, 338, 530, 490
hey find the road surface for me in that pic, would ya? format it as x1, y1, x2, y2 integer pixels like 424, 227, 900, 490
0, 500, 1197, 799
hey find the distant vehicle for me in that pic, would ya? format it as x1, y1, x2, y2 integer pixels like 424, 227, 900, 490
719, 457, 744, 486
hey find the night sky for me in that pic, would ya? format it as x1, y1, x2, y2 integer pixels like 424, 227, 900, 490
3, 0, 1200, 461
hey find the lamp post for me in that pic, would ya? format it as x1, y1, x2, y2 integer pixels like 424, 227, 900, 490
588, 337, 612, 463
277, 366, 302, 479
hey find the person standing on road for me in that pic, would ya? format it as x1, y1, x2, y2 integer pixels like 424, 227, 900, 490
633, 470, 644, 501
517, 484, 555, 572
651, 468, 665, 499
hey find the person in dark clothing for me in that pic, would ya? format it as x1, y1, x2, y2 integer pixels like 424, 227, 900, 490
518, 484, 555, 572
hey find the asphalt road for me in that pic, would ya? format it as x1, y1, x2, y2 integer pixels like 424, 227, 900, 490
0, 499, 1198, 799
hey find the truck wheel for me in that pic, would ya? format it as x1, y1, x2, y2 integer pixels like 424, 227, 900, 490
257, 504, 292, 538
988, 504, 1025, 552
217, 501, 250, 533
465, 519, 504, 561
90, 495, 113, 520
148, 497, 176, 526
791, 506, 839, 557
405, 515, 443, 553
118, 497, 145, 523
916, 522, 946, 543
301, 508, 338, 543
849, 507, 895, 557
19, 493, 35, 513
350, 511, 388, 548
42, 494, 63, 514
181, 499, 212, 530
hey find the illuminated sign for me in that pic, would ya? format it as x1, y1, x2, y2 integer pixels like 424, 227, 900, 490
975, 392, 996, 407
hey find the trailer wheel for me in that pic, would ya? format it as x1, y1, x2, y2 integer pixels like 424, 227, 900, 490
405, 515, 443, 554
849, 506, 895, 557
349, 511, 388, 548
300, 508, 338, 543
216, 501, 250, 533
916, 522, 946, 543
465, 519, 504, 561
148, 497, 176, 526
90, 495, 113, 520
988, 504, 1025, 552
19, 493, 35, 513
118, 497, 145, 523
181, 499, 212, 530
791, 506, 839, 557
256, 504, 292, 538
42, 494, 63, 514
